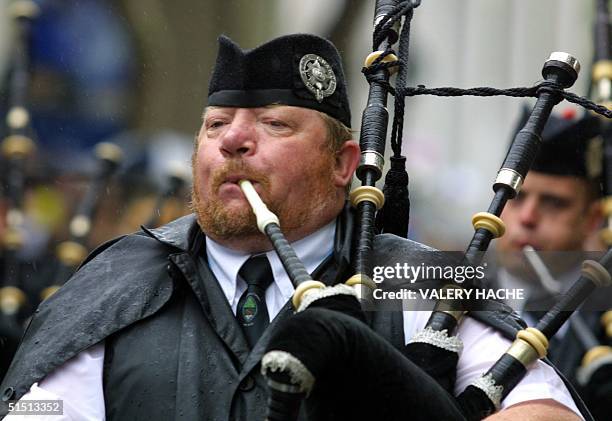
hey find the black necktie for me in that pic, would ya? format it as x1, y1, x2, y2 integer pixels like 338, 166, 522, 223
237, 255, 274, 348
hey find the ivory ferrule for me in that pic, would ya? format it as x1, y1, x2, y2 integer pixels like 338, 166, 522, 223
239, 180, 280, 233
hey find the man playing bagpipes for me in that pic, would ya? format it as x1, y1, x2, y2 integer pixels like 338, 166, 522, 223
0, 33, 588, 420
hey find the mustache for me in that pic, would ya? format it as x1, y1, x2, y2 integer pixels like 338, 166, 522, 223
211, 160, 271, 191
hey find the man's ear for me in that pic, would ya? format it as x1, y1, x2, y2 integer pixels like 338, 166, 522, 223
333, 140, 360, 188
585, 199, 604, 235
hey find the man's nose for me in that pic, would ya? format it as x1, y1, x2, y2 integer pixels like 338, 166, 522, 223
219, 118, 256, 157
517, 198, 539, 228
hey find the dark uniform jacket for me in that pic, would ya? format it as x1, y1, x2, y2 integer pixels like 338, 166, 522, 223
0, 210, 591, 420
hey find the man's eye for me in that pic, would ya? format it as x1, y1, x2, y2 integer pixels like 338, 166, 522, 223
207, 120, 226, 129
542, 197, 570, 210
267, 120, 288, 128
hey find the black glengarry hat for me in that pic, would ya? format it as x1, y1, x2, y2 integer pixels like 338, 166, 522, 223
512, 106, 602, 179
207, 34, 352, 128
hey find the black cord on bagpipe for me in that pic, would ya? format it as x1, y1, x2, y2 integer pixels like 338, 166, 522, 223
369, 2, 609, 241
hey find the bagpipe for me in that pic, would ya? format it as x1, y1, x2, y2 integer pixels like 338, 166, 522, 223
0, 0, 40, 357
239, 1, 612, 420
144, 161, 190, 228
0, 0, 127, 380
39, 141, 123, 301
0, 1, 194, 380
572, 1, 612, 419
0, 0, 125, 302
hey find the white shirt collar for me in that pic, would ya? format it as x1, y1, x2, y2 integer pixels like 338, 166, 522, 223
205, 220, 336, 317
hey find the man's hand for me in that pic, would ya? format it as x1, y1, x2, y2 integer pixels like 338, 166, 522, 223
486, 399, 581, 421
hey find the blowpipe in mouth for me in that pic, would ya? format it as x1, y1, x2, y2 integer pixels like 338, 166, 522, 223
238, 179, 280, 233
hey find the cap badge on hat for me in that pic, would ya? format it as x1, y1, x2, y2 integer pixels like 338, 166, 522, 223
299, 54, 336, 103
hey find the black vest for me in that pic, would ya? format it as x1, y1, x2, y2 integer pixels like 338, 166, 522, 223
102, 239, 346, 421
